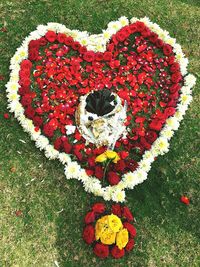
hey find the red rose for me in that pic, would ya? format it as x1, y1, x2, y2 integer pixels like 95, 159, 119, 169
140, 137, 151, 150
149, 32, 158, 43
21, 94, 32, 106
72, 41, 81, 51
64, 36, 74, 46
125, 238, 135, 252
88, 157, 95, 167
24, 106, 35, 120
29, 40, 40, 50
45, 31, 57, 42
107, 171, 120, 185
54, 137, 63, 151
20, 59, 32, 70
32, 116, 43, 127
83, 51, 95, 62
103, 51, 112, 61
135, 21, 145, 32
43, 123, 55, 138
170, 62, 180, 73
122, 206, 134, 222
92, 203, 105, 214
95, 52, 104, 61
123, 222, 137, 238
164, 107, 176, 118
120, 151, 129, 159
156, 38, 164, 48
79, 46, 87, 54
63, 140, 72, 153
93, 243, 109, 259
112, 204, 122, 217
169, 84, 181, 94
163, 44, 173, 56
94, 166, 104, 180
82, 225, 95, 244
171, 72, 182, 83
38, 37, 48, 46
29, 49, 39, 61
149, 119, 163, 131
141, 27, 151, 37
57, 33, 66, 43
146, 130, 157, 144
111, 246, 125, 259
116, 31, 127, 42
84, 211, 95, 224
114, 159, 126, 172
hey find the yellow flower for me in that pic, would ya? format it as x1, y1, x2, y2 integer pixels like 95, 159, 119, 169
95, 215, 109, 240
108, 214, 123, 233
95, 153, 107, 163
100, 228, 116, 245
105, 150, 120, 163
116, 228, 129, 250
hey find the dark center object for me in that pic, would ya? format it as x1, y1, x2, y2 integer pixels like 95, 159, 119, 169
85, 89, 116, 116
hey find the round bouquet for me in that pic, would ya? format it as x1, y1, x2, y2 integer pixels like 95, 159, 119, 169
82, 202, 136, 259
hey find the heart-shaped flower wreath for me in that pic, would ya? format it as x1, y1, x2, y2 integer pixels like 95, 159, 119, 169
6, 16, 196, 202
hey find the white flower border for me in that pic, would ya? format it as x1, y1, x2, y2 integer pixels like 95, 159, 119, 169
6, 17, 196, 202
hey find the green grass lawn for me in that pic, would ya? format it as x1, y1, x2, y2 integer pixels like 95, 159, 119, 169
0, 0, 200, 266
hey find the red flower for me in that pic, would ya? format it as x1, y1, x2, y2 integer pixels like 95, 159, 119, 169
24, 106, 35, 119
164, 107, 176, 118
63, 140, 72, 153
84, 211, 95, 224
83, 51, 95, 62
3, 113, 9, 119
112, 204, 122, 217
92, 203, 105, 214
156, 38, 164, 48
94, 166, 104, 180
103, 51, 112, 61
21, 59, 32, 70
111, 246, 125, 259
54, 137, 63, 150
64, 36, 74, 46
43, 123, 55, 138
125, 238, 135, 252
93, 243, 109, 258
123, 222, 137, 238
170, 62, 180, 73
32, 116, 43, 127
114, 160, 126, 172
146, 130, 157, 144
122, 206, 134, 222
82, 225, 95, 244
107, 171, 120, 185
149, 119, 163, 131
163, 44, 173, 56
135, 21, 145, 32
171, 72, 182, 83
57, 33, 66, 43
45, 31, 57, 42
29, 49, 39, 61
169, 84, 181, 94
180, 196, 190, 205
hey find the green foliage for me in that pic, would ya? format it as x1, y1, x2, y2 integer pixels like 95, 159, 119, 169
0, 0, 200, 266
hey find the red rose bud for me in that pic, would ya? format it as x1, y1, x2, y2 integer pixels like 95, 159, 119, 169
93, 243, 109, 259
82, 225, 95, 244
92, 203, 105, 214
84, 211, 95, 224
125, 238, 135, 252
111, 246, 125, 259
122, 206, 134, 222
112, 204, 122, 217
3, 113, 9, 119
123, 222, 137, 238
180, 196, 190, 205
107, 171, 120, 185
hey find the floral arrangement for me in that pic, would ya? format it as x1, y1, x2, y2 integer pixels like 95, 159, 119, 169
6, 16, 196, 202
82, 202, 136, 259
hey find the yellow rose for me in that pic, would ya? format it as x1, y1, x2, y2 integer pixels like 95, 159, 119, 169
95, 215, 109, 240
105, 150, 120, 163
116, 228, 129, 250
100, 228, 116, 245
95, 153, 107, 163
108, 214, 123, 233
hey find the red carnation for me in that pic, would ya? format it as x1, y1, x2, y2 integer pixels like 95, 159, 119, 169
112, 204, 122, 217
29, 49, 39, 61
107, 171, 120, 185
20, 59, 32, 70
122, 206, 134, 222
156, 38, 164, 48
63, 140, 72, 153
135, 21, 145, 32
82, 225, 95, 244
94, 166, 104, 180
163, 44, 173, 56
114, 159, 126, 172
170, 62, 180, 73
54, 137, 63, 151
43, 123, 55, 138
111, 246, 125, 259
149, 32, 158, 43
32, 116, 43, 127
125, 238, 135, 252
83, 51, 95, 62
24, 106, 35, 119
45, 31, 57, 42
93, 243, 109, 259
169, 84, 181, 94
72, 41, 81, 51
123, 222, 137, 238
64, 36, 74, 46
92, 203, 105, 214
84, 211, 95, 224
